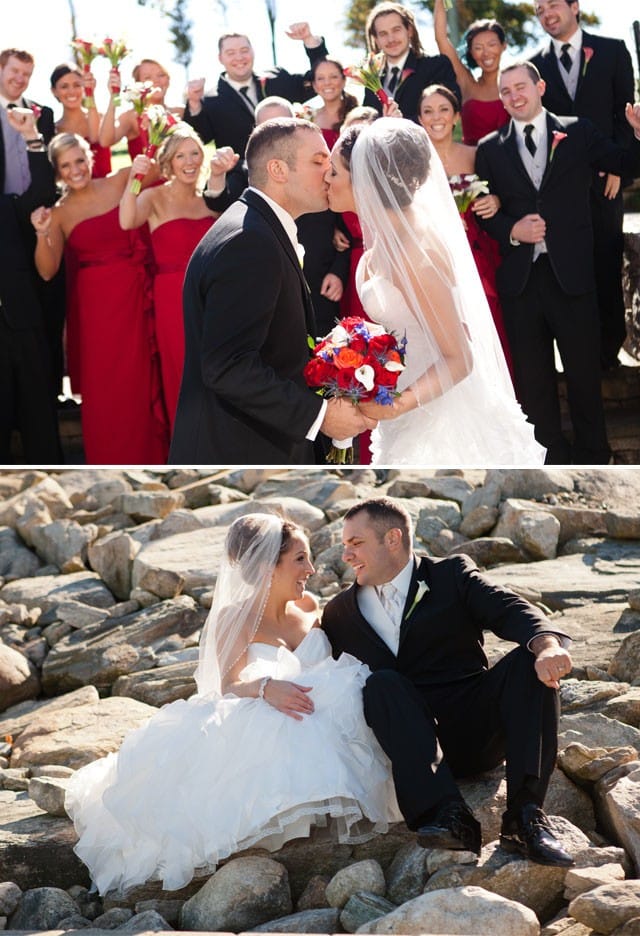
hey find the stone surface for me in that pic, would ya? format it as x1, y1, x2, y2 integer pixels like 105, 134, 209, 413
326, 860, 386, 909
558, 743, 638, 785
252, 907, 341, 932
594, 761, 640, 874
27, 775, 70, 817
569, 881, 640, 934
340, 892, 397, 933
7, 886, 80, 930
609, 630, 640, 683
0, 642, 40, 712
180, 856, 292, 932
564, 863, 626, 901
357, 884, 540, 935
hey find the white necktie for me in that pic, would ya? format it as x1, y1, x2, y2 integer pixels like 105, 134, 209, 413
380, 582, 403, 627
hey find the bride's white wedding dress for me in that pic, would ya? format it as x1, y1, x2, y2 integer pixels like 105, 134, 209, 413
65, 629, 400, 895
357, 263, 546, 466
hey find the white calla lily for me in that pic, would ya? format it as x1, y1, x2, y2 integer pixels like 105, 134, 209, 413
384, 360, 405, 372
328, 324, 350, 347
354, 364, 375, 392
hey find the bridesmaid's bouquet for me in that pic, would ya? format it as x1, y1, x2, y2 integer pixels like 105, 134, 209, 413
130, 105, 179, 194
71, 38, 101, 108
304, 317, 407, 463
99, 37, 131, 107
449, 173, 489, 214
344, 54, 390, 106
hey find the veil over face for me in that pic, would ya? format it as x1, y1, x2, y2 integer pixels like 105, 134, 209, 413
195, 513, 283, 697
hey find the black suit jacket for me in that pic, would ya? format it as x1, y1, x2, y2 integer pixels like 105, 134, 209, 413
475, 110, 640, 298
168, 188, 324, 464
322, 554, 567, 687
363, 50, 460, 120
184, 42, 328, 155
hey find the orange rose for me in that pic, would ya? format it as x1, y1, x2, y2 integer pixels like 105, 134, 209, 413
334, 348, 365, 369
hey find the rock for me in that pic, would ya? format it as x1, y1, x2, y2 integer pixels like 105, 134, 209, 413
356, 884, 540, 935
0, 643, 40, 712
131, 527, 228, 599
630, 590, 640, 612
53, 600, 110, 630
594, 761, 640, 874
564, 863, 626, 901
603, 689, 640, 728
559, 713, 640, 752
0, 571, 115, 613
0, 883, 22, 916
558, 743, 638, 785
112, 660, 196, 707
340, 892, 397, 933
0, 685, 99, 743
11, 696, 155, 769
29, 519, 99, 573
459, 505, 499, 539
8, 886, 80, 930
136, 566, 185, 600
112, 491, 185, 521
27, 776, 70, 817
180, 856, 291, 932
0, 767, 29, 791
0, 477, 72, 538
385, 842, 428, 904
0, 527, 42, 581
296, 875, 330, 911
92, 908, 134, 929
253, 907, 341, 932
30, 764, 75, 779
493, 501, 561, 559
133, 899, 183, 927
87, 532, 141, 601
115, 908, 172, 931
415, 499, 462, 533
544, 768, 596, 835
326, 860, 386, 909
448, 537, 526, 567
609, 631, 640, 683
560, 680, 630, 714
606, 511, 640, 539
569, 882, 640, 934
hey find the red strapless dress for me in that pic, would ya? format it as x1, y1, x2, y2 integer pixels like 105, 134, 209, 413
461, 98, 509, 145
150, 216, 215, 428
65, 206, 169, 464
89, 141, 112, 178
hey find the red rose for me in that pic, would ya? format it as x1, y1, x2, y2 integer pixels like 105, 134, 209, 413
303, 357, 335, 386
369, 334, 397, 356
371, 361, 398, 387
336, 369, 356, 390
349, 334, 367, 354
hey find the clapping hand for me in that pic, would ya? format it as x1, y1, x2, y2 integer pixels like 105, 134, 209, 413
208, 146, 240, 180
263, 678, 314, 720
30, 205, 52, 235
7, 106, 37, 138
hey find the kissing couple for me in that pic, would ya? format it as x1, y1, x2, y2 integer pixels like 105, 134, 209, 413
66, 497, 573, 895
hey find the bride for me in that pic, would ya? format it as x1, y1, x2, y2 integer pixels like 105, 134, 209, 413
325, 117, 545, 466
65, 513, 400, 895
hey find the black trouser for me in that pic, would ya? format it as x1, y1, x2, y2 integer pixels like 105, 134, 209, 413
501, 255, 610, 465
591, 182, 626, 369
363, 647, 559, 829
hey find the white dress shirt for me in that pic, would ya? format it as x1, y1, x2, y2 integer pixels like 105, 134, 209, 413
357, 556, 416, 655
551, 27, 583, 101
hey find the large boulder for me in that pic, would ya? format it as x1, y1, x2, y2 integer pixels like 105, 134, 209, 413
0, 527, 42, 581
0, 642, 40, 712
0, 571, 116, 613
569, 881, 640, 934
8, 886, 80, 930
594, 761, 640, 875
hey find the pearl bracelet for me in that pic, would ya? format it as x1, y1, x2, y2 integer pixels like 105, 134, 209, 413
257, 676, 271, 700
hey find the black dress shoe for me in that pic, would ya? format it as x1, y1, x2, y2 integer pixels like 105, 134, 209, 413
416, 800, 481, 855
500, 804, 574, 867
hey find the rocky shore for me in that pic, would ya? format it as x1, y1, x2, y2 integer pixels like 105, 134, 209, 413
2, 467, 640, 936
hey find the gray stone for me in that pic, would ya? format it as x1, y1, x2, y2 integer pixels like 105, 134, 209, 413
564, 863, 626, 901
0, 527, 42, 581
295, 875, 329, 911
415, 499, 461, 534
136, 567, 185, 599
27, 775, 70, 817
340, 892, 396, 933
559, 713, 640, 752
113, 491, 185, 521
131, 527, 228, 598
603, 689, 640, 728
112, 661, 197, 706
560, 679, 630, 714
558, 743, 638, 785
0, 685, 99, 744
29, 519, 99, 573
180, 856, 291, 932
326, 860, 386, 909
253, 907, 341, 932
630, 590, 640, 612
448, 537, 526, 568
594, 761, 640, 875
8, 886, 80, 930
92, 908, 134, 929
0, 477, 72, 536
459, 505, 499, 539
0, 884, 21, 917
356, 885, 540, 935
614, 609, 640, 633
0, 643, 40, 712
517, 511, 561, 560
485, 469, 576, 500
569, 882, 640, 934
54, 601, 110, 630
606, 511, 640, 539
133, 900, 183, 927
0, 571, 116, 613
57, 912, 92, 928
609, 630, 640, 683
115, 908, 172, 931
385, 842, 427, 904
87, 532, 141, 601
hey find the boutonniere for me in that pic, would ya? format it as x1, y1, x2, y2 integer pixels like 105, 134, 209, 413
396, 67, 415, 90
259, 75, 268, 96
404, 579, 429, 620
582, 47, 594, 77
549, 130, 568, 161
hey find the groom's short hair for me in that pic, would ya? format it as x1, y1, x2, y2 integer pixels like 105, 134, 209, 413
246, 118, 320, 187
344, 497, 412, 551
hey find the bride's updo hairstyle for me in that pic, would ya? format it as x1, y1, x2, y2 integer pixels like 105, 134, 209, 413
226, 514, 300, 573
352, 119, 430, 210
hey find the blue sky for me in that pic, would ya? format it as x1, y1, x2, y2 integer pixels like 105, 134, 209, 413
4, 0, 638, 111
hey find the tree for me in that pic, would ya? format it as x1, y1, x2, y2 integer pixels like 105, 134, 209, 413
136, 0, 194, 75
343, 0, 599, 54
265, 0, 278, 65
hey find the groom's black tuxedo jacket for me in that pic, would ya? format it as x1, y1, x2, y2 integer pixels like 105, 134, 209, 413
322, 554, 568, 686
475, 110, 640, 299
169, 188, 323, 465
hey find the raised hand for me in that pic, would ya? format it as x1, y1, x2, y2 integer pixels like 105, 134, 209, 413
186, 77, 206, 115
263, 679, 314, 720
208, 146, 240, 179
130, 153, 152, 179
7, 106, 37, 138
285, 22, 322, 47
30, 205, 52, 235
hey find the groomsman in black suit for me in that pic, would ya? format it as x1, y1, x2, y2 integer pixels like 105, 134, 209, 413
362, 2, 460, 119
475, 62, 640, 464
169, 119, 374, 465
183, 22, 328, 157
323, 497, 574, 866
0, 49, 61, 463
530, 0, 636, 369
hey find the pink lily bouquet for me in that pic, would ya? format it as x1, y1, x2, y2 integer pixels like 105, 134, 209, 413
449, 173, 490, 214
344, 53, 390, 106
130, 104, 179, 194
100, 38, 131, 107
71, 38, 101, 108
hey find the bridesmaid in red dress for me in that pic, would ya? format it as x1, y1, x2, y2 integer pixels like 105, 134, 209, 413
433, 0, 509, 144
50, 64, 112, 178
119, 124, 218, 429
418, 85, 513, 377
30, 133, 169, 465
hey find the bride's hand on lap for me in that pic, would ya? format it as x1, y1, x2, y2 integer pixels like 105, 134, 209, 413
263, 679, 314, 720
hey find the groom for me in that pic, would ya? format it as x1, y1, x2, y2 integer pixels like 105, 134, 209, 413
169, 118, 373, 464
322, 496, 574, 866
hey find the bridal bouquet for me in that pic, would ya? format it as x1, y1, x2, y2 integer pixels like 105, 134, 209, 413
449, 173, 490, 214
130, 105, 179, 194
344, 53, 390, 106
99, 37, 131, 107
71, 38, 101, 108
304, 316, 407, 463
